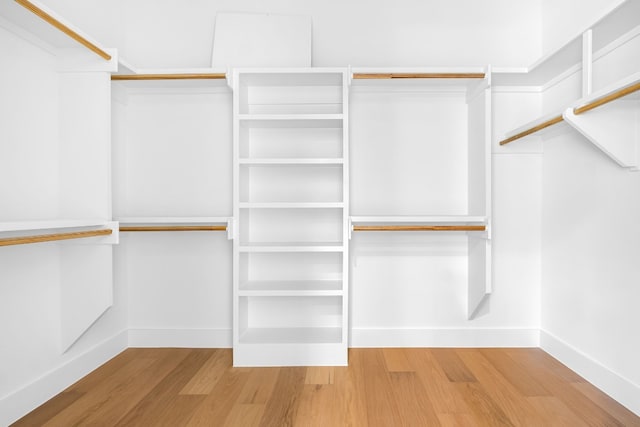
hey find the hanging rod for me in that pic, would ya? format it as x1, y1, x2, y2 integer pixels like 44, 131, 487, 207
0, 229, 112, 247
574, 81, 640, 115
353, 225, 486, 231
499, 115, 564, 146
15, 0, 111, 61
119, 225, 227, 232
111, 74, 226, 81
353, 73, 486, 79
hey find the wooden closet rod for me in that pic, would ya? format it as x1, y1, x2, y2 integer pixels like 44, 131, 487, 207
111, 74, 226, 81
499, 115, 564, 146
119, 226, 227, 232
15, 0, 112, 61
0, 229, 112, 247
353, 73, 485, 79
574, 81, 640, 115
353, 225, 486, 232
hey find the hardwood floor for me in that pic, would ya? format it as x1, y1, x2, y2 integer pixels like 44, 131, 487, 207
13, 348, 640, 426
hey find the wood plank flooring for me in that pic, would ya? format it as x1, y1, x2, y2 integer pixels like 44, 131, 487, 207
13, 348, 640, 426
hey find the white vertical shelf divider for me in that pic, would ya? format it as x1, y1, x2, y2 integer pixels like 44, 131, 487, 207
467, 75, 492, 318
232, 68, 349, 366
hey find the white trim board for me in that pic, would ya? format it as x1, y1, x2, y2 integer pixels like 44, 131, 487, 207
540, 330, 640, 417
350, 328, 540, 348
0, 330, 128, 426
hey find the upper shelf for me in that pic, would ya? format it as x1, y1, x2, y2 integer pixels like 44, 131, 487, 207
350, 67, 488, 92
111, 62, 229, 89
0, 219, 112, 233
0, 220, 118, 246
117, 217, 232, 237
499, 72, 640, 146
350, 216, 488, 232
493, 0, 640, 87
235, 68, 346, 87
0, 0, 114, 63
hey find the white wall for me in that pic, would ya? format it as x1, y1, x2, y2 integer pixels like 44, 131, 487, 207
541, 0, 625, 53
541, 126, 640, 415
538, 29, 640, 415
44, 0, 542, 69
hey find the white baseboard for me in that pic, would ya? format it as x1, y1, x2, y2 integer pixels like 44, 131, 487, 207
540, 330, 640, 417
0, 329, 128, 426
128, 328, 233, 348
350, 327, 540, 347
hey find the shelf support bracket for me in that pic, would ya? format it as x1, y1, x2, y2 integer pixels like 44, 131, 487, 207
563, 106, 639, 171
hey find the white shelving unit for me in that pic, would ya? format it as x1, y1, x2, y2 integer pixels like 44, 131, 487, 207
233, 69, 349, 366
350, 68, 492, 318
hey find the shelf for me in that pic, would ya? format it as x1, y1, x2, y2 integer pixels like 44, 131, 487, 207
0, 219, 112, 233
351, 67, 488, 91
239, 280, 342, 295
117, 216, 230, 225
350, 215, 487, 226
236, 69, 345, 86
239, 158, 344, 165
238, 114, 344, 128
239, 202, 343, 209
239, 242, 344, 253
239, 327, 342, 344
499, 110, 567, 145
0, 0, 113, 62
573, 71, 640, 115
117, 217, 231, 235
111, 68, 229, 89
0, 220, 118, 246
501, 72, 640, 151
351, 216, 488, 232
563, 72, 640, 170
